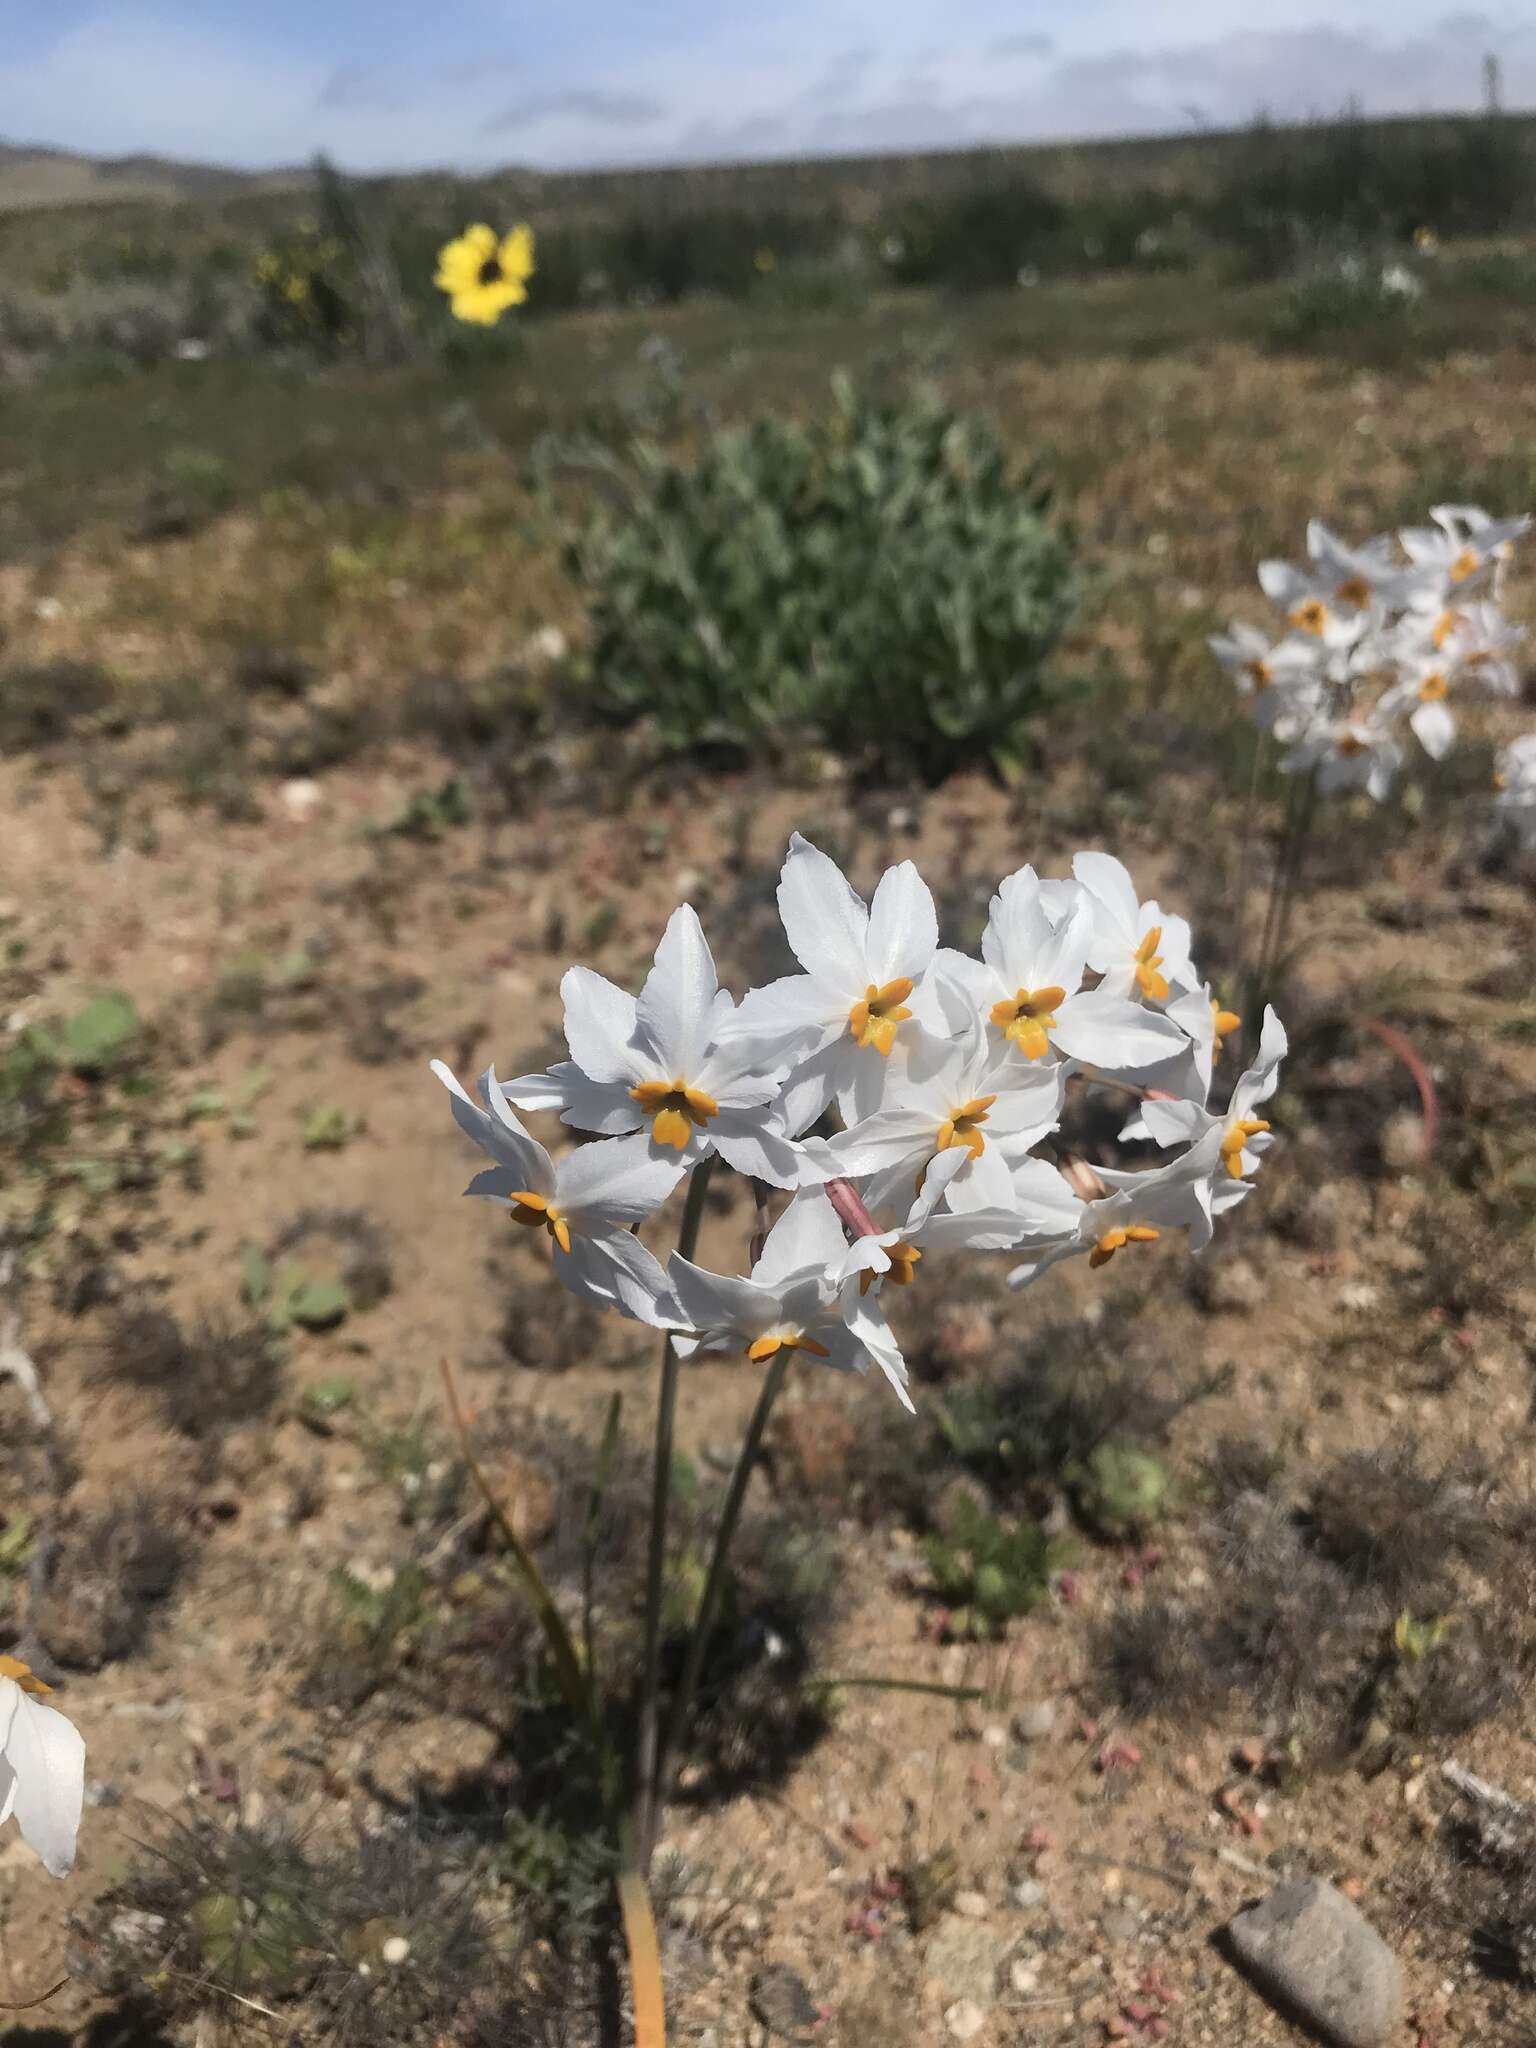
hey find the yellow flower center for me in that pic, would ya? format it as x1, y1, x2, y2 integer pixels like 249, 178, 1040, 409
746, 1330, 831, 1362
1290, 597, 1329, 636
1211, 1002, 1242, 1057
859, 1242, 922, 1295
1133, 926, 1169, 1002
1334, 575, 1372, 608
1432, 608, 1459, 650
1449, 546, 1480, 583
1418, 670, 1449, 702
0, 1653, 51, 1696
1088, 1224, 1160, 1269
629, 1078, 720, 1152
1221, 1117, 1271, 1180
990, 986, 1066, 1059
506, 1190, 573, 1255
935, 1095, 997, 1160
847, 977, 915, 1056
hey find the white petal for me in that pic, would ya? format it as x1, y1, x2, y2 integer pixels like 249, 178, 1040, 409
1410, 699, 1455, 760
775, 1042, 844, 1138
943, 1144, 1017, 1214
1140, 1098, 1213, 1149
668, 1254, 776, 1338
635, 906, 720, 1076
865, 861, 938, 985
556, 1134, 687, 1227
500, 1062, 583, 1113
432, 1060, 553, 1192
777, 832, 870, 991
710, 1110, 819, 1191
1050, 992, 1187, 1072
554, 1231, 681, 1328
560, 966, 641, 1084
0, 1681, 84, 1878
823, 1110, 934, 1179
754, 1189, 851, 1286
555, 1068, 650, 1138
1071, 850, 1139, 950
728, 975, 841, 1064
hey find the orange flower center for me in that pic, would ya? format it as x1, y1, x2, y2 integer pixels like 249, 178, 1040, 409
1418, 671, 1449, 702
507, 1190, 573, 1255
1211, 1002, 1242, 1057
629, 1078, 720, 1151
1290, 597, 1329, 636
1334, 575, 1372, 608
1244, 657, 1272, 691
847, 977, 915, 1056
1221, 1117, 1271, 1180
933, 1095, 997, 1162
1449, 546, 1480, 583
990, 987, 1066, 1059
0, 1653, 51, 1696
1432, 608, 1459, 650
746, 1329, 831, 1363
1133, 926, 1169, 1002
859, 1241, 922, 1294
1089, 1224, 1160, 1270
1335, 732, 1370, 757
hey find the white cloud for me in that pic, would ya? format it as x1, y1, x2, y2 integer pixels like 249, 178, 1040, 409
0, 3, 1532, 173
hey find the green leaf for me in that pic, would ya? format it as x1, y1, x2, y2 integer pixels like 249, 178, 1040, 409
60, 991, 137, 1072
301, 1105, 353, 1150
301, 1374, 356, 1415
287, 1278, 350, 1330
240, 1243, 272, 1306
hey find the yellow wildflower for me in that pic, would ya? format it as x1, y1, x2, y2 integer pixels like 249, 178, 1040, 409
435, 222, 536, 326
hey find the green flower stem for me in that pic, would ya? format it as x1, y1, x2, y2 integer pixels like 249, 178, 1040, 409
650, 1345, 792, 1857
633, 1152, 715, 1869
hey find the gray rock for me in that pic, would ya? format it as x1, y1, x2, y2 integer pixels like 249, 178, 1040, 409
1009, 1877, 1047, 1911
1226, 1878, 1402, 2048
1011, 1699, 1058, 1742
749, 1964, 820, 2040
923, 1917, 1005, 2010
944, 1998, 986, 2041
1101, 1905, 1142, 1943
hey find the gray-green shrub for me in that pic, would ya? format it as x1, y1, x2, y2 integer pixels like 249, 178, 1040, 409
565, 376, 1080, 777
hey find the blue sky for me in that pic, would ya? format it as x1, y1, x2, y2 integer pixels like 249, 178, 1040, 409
2, 3, 1532, 171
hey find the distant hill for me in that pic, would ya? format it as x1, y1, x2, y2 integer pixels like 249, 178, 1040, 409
0, 140, 310, 212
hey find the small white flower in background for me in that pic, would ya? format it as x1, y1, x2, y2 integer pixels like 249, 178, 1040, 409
730, 831, 938, 1128
1005, 1134, 1227, 1291
433, 1062, 682, 1326
504, 905, 814, 1189
1282, 715, 1405, 802
0, 1655, 85, 1878
1222, 504, 1527, 798
1494, 733, 1536, 849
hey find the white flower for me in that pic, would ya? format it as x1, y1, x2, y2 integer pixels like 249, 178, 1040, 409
668, 1189, 912, 1408
1281, 715, 1404, 802
1119, 984, 1243, 1136
1379, 659, 1456, 761
1071, 851, 1195, 1006
1004, 1136, 1227, 1290
1445, 600, 1526, 697
728, 832, 937, 1128
1259, 522, 1402, 633
1133, 1006, 1287, 1203
933, 866, 1188, 1078
0, 1656, 85, 1878
835, 1146, 1039, 1295
824, 1013, 1067, 1215
504, 906, 813, 1189
1494, 733, 1536, 849
433, 1061, 682, 1327
1400, 505, 1530, 592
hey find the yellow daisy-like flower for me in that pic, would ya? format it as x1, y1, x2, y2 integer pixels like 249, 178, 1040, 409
435, 222, 536, 326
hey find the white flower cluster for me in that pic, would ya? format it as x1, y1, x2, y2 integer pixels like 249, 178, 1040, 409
1494, 732, 1536, 850
1212, 505, 1529, 802
437, 836, 1284, 1413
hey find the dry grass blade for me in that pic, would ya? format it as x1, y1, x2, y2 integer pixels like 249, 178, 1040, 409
616, 1866, 667, 2048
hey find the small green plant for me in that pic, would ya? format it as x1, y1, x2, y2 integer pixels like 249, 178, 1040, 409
1270, 252, 1422, 346
567, 377, 1080, 777
241, 1244, 350, 1332
382, 777, 471, 840
43, 990, 139, 1075
301, 1104, 357, 1150
1068, 1441, 1170, 1540
925, 1492, 1059, 1638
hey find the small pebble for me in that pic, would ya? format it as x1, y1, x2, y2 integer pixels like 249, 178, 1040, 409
953, 1890, 990, 1920
944, 1998, 986, 2042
